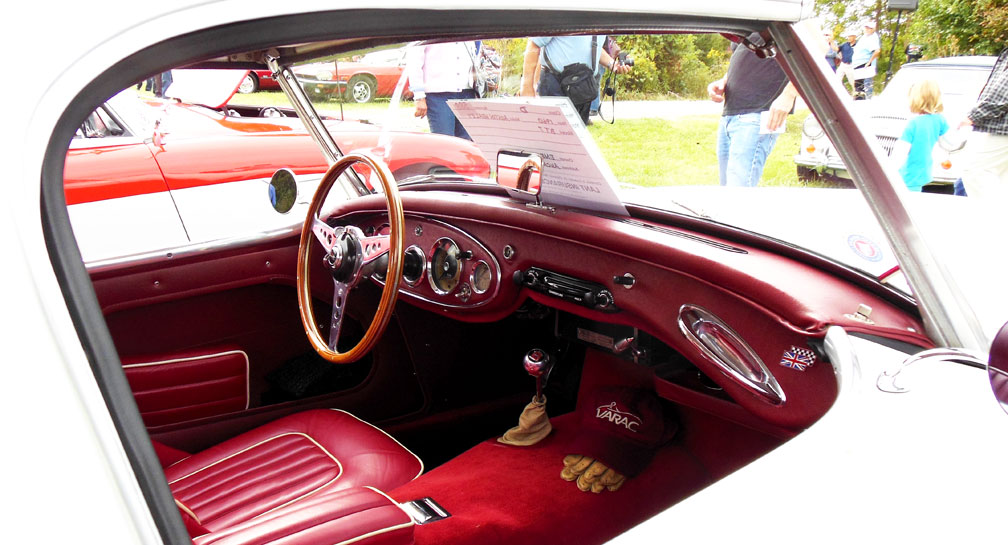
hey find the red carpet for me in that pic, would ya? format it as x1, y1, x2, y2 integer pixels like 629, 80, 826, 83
389, 413, 713, 545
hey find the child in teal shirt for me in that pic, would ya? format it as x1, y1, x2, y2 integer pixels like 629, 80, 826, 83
896, 80, 948, 191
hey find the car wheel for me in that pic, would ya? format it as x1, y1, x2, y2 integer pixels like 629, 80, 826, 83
238, 73, 259, 94
348, 75, 375, 103
796, 165, 817, 182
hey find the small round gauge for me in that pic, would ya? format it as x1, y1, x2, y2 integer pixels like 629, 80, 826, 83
471, 260, 492, 294
428, 238, 462, 295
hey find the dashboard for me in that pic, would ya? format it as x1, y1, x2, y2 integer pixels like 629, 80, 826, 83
331, 189, 930, 432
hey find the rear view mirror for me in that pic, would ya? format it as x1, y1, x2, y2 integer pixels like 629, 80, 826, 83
496, 150, 542, 196
268, 168, 298, 214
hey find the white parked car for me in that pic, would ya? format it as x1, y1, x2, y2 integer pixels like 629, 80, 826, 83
795, 56, 996, 189
7, 3, 1008, 545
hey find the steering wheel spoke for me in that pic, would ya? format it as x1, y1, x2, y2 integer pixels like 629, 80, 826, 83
328, 280, 349, 351
359, 233, 391, 266
311, 217, 340, 253
297, 152, 404, 364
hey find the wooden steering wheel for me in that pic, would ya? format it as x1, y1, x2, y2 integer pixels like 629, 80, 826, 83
296, 153, 404, 363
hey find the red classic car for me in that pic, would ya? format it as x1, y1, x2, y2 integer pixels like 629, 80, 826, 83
65, 71, 489, 263
238, 69, 283, 93
295, 47, 410, 103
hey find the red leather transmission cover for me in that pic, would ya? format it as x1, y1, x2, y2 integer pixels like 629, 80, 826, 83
123, 347, 249, 427
164, 409, 423, 533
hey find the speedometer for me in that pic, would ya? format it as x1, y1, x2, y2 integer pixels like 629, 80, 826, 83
428, 238, 462, 294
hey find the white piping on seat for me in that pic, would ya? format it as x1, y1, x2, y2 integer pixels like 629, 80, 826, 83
169, 431, 342, 487
328, 409, 425, 479
174, 498, 202, 525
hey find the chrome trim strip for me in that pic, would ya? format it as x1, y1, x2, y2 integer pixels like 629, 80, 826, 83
877, 347, 987, 393
677, 304, 786, 405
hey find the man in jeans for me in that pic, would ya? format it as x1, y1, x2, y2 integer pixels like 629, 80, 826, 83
406, 41, 480, 139
707, 38, 798, 187
851, 21, 880, 100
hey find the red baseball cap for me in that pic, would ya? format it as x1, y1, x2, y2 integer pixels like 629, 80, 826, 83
569, 387, 674, 477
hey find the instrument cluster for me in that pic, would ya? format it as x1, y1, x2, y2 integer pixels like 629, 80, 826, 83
363, 215, 501, 309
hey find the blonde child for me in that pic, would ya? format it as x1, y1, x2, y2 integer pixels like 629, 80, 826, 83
893, 79, 948, 191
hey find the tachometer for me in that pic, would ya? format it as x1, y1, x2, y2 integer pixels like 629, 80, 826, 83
428, 237, 462, 294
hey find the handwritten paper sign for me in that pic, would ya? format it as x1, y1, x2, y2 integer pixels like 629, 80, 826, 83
448, 97, 627, 216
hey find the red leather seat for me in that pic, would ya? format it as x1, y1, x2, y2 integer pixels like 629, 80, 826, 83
161, 409, 423, 536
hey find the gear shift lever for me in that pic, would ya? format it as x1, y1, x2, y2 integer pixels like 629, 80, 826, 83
524, 348, 553, 403
498, 348, 554, 446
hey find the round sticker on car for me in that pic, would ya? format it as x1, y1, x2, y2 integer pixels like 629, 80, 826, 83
847, 234, 883, 262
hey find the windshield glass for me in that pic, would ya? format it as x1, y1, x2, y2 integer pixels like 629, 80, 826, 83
219, 35, 910, 287
94, 32, 997, 310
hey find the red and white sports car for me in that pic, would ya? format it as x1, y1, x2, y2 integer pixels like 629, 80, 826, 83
64, 71, 489, 263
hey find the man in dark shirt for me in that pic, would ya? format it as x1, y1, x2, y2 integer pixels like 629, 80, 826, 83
835, 30, 856, 93
707, 39, 798, 187
961, 47, 1008, 200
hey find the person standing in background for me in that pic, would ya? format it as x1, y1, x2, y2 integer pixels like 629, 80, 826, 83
851, 21, 880, 99
406, 41, 480, 139
824, 31, 839, 71
960, 47, 1008, 200
707, 35, 799, 187
519, 36, 629, 125
835, 30, 857, 93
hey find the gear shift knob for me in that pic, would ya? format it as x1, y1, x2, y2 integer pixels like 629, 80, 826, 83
524, 349, 553, 403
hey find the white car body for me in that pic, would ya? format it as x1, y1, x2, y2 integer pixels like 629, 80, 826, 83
4, 2, 1007, 544
795, 57, 996, 188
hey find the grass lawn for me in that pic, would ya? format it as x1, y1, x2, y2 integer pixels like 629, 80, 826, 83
588, 110, 812, 187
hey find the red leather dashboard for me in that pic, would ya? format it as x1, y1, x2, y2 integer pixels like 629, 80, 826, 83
335, 189, 930, 429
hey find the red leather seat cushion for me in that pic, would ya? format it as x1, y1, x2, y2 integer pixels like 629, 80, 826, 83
192, 487, 414, 545
164, 409, 422, 533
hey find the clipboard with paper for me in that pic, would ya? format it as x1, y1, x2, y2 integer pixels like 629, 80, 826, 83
448, 97, 628, 216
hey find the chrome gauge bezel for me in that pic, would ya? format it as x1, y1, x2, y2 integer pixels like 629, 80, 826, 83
427, 237, 462, 295
403, 245, 426, 287
470, 260, 491, 294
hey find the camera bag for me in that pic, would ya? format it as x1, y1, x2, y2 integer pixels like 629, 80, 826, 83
544, 38, 599, 108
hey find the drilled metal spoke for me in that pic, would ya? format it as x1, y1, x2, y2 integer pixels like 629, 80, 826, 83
328, 279, 349, 351
358, 233, 390, 266
312, 218, 340, 253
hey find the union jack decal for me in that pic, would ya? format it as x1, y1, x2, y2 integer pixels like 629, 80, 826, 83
779, 346, 816, 371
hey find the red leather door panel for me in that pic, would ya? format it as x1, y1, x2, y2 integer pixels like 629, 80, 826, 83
123, 348, 249, 427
